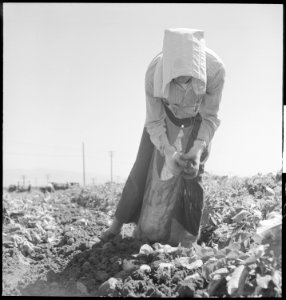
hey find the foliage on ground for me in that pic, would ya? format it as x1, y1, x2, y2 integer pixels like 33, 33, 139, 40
2, 170, 282, 297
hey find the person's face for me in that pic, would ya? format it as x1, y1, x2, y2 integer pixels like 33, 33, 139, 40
174, 76, 191, 84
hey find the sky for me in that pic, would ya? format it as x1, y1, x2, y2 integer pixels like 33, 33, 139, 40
3, 3, 283, 185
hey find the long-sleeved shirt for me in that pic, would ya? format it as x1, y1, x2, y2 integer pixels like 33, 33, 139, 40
145, 48, 226, 155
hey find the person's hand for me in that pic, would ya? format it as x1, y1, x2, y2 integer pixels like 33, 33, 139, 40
164, 145, 186, 176
180, 140, 205, 179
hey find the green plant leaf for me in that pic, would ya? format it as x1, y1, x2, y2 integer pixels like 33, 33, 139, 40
256, 274, 272, 289
227, 265, 249, 296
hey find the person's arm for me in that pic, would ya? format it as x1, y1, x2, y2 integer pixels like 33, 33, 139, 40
181, 65, 225, 177
144, 61, 173, 156
196, 65, 226, 147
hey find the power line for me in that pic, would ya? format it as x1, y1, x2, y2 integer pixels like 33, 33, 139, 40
3, 152, 81, 157
3, 151, 135, 159
22, 175, 26, 186
3, 139, 80, 151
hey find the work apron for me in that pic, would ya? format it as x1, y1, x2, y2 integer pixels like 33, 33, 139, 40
115, 104, 210, 238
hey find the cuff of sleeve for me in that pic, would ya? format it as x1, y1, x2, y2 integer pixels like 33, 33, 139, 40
160, 133, 171, 156
148, 130, 171, 156
193, 139, 207, 152
197, 119, 212, 145
156, 132, 170, 156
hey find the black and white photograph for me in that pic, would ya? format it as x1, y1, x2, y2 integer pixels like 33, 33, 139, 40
3, 3, 282, 297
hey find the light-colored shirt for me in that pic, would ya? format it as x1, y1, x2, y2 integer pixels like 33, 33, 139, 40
145, 47, 226, 155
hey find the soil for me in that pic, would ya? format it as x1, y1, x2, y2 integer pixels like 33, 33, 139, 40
2, 172, 282, 297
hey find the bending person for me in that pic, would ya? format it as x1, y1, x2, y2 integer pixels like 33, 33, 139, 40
100, 28, 226, 246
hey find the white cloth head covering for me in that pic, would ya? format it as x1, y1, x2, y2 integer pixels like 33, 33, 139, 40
153, 28, 207, 99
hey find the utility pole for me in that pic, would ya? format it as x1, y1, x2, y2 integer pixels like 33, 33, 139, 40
109, 151, 114, 183
22, 175, 26, 187
82, 142, 86, 186
91, 177, 96, 186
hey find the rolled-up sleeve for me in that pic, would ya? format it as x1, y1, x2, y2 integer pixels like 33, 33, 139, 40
197, 65, 226, 145
144, 61, 170, 155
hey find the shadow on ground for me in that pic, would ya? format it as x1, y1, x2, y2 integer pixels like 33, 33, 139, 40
19, 235, 143, 296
